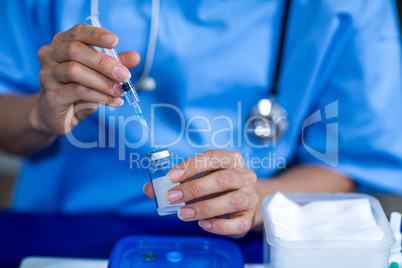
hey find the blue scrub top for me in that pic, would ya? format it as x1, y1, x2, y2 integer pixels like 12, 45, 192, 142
0, 0, 401, 214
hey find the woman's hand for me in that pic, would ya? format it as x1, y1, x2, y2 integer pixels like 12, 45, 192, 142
144, 149, 259, 236
33, 24, 140, 135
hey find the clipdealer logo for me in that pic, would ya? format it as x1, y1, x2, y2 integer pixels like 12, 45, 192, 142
301, 101, 339, 167
128, 151, 286, 170
64, 101, 339, 167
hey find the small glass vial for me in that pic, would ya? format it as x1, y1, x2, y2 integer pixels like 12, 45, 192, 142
147, 149, 185, 216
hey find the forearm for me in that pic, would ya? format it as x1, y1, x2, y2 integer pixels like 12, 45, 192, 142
0, 94, 55, 155
253, 165, 355, 229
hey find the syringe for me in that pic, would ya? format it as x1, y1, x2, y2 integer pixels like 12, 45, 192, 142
87, 13, 157, 149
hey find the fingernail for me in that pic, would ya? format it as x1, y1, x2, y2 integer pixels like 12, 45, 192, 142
166, 190, 183, 203
178, 208, 195, 220
114, 84, 124, 96
167, 168, 184, 182
199, 220, 212, 229
114, 66, 131, 81
102, 34, 118, 47
113, 98, 124, 106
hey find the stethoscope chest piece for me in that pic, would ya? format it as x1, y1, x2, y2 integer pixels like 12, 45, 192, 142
247, 99, 289, 144
136, 77, 157, 91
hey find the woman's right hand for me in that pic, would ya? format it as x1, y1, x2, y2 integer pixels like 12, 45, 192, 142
32, 24, 140, 135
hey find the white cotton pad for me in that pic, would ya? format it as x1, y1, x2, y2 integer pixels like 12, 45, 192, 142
262, 193, 394, 268
267, 192, 384, 241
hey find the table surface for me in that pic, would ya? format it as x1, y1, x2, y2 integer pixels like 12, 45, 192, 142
0, 210, 263, 268
19, 257, 265, 268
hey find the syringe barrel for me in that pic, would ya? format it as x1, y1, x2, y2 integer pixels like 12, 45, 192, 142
121, 79, 135, 92
88, 14, 141, 106
122, 80, 140, 105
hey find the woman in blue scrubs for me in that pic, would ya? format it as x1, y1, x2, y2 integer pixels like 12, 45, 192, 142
0, 0, 401, 236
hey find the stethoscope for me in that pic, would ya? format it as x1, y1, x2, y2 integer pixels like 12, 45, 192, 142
90, 0, 290, 144
247, 0, 290, 144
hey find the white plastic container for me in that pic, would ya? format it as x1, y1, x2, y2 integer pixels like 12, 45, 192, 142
262, 193, 395, 268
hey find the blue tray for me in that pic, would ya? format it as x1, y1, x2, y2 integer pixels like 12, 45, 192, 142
108, 235, 244, 268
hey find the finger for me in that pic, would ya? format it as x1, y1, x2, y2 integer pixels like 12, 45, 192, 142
198, 211, 254, 236
54, 24, 118, 49
143, 183, 155, 199
51, 61, 123, 97
37, 44, 55, 68
40, 66, 124, 107
47, 41, 132, 82
166, 169, 249, 204
177, 190, 256, 221
52, 83, 124, 108
167, 150, 244, 183
119, 51, 141, 69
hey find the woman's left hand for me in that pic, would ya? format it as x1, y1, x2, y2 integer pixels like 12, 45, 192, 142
143, 149, 259, 236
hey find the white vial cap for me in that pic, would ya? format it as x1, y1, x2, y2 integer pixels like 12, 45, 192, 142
147, 149, 170, 161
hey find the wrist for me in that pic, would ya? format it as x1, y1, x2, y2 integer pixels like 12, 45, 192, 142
27, 94, 55, 139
